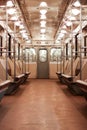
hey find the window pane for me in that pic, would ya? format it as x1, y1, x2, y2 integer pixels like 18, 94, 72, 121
39, 49, 47, 62
23, 48, 36, 62
50, 48, 61, 62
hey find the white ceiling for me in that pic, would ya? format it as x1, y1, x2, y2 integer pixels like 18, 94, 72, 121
0, 0, 87, 46
16, 0, 71, 42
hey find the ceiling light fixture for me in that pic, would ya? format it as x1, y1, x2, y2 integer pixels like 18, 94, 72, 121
62, 25, 67, 29
40, 20, 46, 25
40, 9, 47, 15
61, 30, 67, 34
40, 2, 48, 7
26, 40, 31, 44
7, 8, 16, 15
71, 8, 80, 15
68, 16, 76, 21
40, 24, 46, 27
15, 21, 21, 26
40, 14, 46, 19
7, 0, 14, 7
66, 21, 72, 26
11, 16, 18, 21
39, 2, 48, 15
20, 24, 24, 29
40, 28, 46, 33
22, 33, 28, 39
73, 0, 81, 7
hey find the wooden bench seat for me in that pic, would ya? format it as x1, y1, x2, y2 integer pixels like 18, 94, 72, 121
0, 80, 11, 101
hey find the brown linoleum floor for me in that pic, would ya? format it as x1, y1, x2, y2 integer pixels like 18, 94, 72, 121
0, 79, 87, 130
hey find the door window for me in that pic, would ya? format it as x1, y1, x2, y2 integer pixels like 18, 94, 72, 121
39, 49, 47, 62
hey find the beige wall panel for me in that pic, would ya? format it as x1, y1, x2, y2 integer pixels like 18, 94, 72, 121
49, 63, 58, 79
29, 63, 37, 78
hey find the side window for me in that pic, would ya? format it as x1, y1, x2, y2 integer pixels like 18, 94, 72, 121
23, 48, 36, 62
50, 48, 61, 62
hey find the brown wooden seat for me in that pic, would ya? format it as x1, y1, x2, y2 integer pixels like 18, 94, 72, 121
76, 80, 87, 92
61, 58, 80, 85
67, 59, 87, 96
56, 60, 70, 83
16, 60, 31, 83
7, 58, 26, 84
0, 58, 22, 95
69, 80, 87, 100
0, 80, 11, 101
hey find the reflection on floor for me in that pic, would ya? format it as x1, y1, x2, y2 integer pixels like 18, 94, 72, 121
0, 79, 87, 130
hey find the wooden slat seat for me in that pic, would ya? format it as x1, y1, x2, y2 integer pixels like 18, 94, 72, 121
69, 80, 87, 100
0, 80, 11, 101
56, 59, 72, 83
7, 58, 26, 84
16, 60, 31, 83
76, 80, 87, 93
68, 59, 87, 96
60, 58, 86, 85
0, 58, 22, 95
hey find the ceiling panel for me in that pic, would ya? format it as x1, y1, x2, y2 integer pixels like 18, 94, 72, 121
16, 0, 71, 41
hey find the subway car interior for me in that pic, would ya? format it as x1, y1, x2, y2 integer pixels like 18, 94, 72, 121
0, 0, 87, 130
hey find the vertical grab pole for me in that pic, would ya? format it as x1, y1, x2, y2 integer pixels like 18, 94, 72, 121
57, 53, 58, 72
28, 52, 29, 72
18, 43, 20, 60
60, 46, 62, 74
61, 41, 63, 74
70, 6, 73, 77
21, 46, 23, 74
57, 47, 59, 72
60, 42, 62, 74
24, 47, 26, 74
25, 47, 26, 74
6, 5, 8, 80
13, 24, 16, 81
71, 23, 73, 77
62, 43, 64, 74
79, 5, 82, 80
71, 40, 73, 77
71, 25, 73, 77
